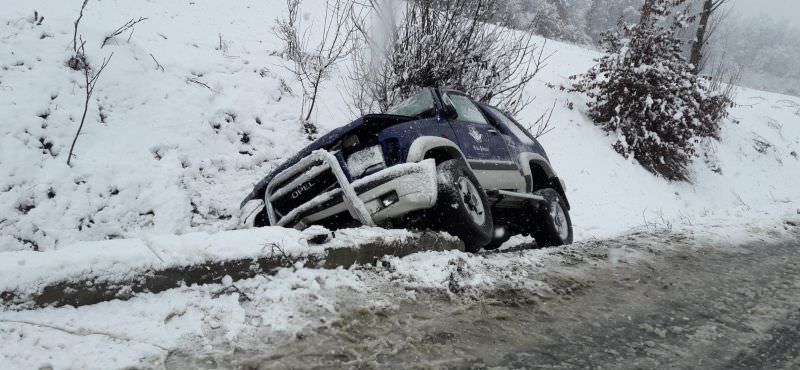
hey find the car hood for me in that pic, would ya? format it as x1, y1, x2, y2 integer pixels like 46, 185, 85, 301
240, 114, 415, 207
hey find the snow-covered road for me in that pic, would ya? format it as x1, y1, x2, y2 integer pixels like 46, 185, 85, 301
162, 223, 800, 370
3, 219, 784, 370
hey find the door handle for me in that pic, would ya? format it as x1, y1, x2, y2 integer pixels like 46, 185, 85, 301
487, 129, 498, 134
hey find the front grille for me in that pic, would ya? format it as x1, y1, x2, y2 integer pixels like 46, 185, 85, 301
265, 150, 374, 228
272, 159, 325, 191
270, 168, 339, 216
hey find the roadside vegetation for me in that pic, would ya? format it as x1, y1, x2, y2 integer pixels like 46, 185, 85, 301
569, 0, 732, 181
275, 0, 735, 181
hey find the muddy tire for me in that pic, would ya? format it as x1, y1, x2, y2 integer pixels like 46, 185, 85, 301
428, 159, 493, 252
528, 188, 572, 247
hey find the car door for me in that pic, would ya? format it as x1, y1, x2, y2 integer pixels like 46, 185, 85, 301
440, 90, 526, 191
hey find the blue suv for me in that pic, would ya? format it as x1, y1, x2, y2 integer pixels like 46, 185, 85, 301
240, 88, 572, 251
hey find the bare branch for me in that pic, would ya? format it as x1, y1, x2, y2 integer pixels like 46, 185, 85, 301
72, 0, 89, 54
33, 10, 45, 25
347, 0, 546, 116
275, 0, 358, 139
526, 100, 557, 139
186, 77, 213, 91
101, 17, 147, 47
67, 42, 113, 166
149, 53, 165, 72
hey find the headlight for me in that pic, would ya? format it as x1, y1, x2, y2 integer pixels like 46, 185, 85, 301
346, 145, 386, 178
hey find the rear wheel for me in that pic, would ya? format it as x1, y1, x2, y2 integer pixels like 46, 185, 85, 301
527, 188, 572, 247
428, 159, 493, 252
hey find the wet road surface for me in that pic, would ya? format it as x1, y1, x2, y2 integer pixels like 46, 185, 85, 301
167, 229, 800, 369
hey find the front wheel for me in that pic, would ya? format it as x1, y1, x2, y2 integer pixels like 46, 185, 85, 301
428, 159, 493, 252
528, 188, 572, 247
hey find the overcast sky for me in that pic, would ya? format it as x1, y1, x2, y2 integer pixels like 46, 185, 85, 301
730, 0, 800, 23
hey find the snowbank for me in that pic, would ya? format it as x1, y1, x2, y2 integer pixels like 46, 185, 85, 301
0, 227, 314, 308
1, 226, 461, 309
0, 0, 324, 251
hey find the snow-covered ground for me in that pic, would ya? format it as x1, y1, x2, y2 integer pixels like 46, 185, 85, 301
1, 0, 799, 252
1, 0, 799, 368
2, 219, 797, 369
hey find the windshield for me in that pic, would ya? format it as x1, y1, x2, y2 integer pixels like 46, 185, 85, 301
385, 90, 435, 118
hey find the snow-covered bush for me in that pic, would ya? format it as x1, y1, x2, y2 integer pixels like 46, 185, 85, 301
348, 0, 546, 115
570, 0, 730, 181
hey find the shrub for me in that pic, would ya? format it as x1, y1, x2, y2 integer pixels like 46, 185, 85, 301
571, 0, 730, 181
348, 0, 547, 116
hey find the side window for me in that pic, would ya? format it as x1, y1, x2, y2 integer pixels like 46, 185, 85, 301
443, 92, 489, 125
486, 106, 535, 146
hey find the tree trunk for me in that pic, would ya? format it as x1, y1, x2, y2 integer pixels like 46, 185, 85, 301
690, 0, 715, 74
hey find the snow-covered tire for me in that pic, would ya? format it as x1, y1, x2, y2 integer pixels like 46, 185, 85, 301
428, 159, 493, 252
528, 188, 572, 247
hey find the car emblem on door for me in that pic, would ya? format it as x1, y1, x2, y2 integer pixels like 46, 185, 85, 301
468, 127, 483, 142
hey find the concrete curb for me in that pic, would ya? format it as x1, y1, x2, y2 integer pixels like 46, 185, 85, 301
1, 231, 462, 310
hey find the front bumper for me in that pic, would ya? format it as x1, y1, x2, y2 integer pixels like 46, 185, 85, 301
240, 150, 438, 229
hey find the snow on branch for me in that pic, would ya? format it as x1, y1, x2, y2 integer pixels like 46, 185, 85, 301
347, 0, 549, 116
570, 0, 731, 182
275, 0, 360, 139
101, 17, 147, 48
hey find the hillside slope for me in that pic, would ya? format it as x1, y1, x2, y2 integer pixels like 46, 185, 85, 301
1, 0, 799, 252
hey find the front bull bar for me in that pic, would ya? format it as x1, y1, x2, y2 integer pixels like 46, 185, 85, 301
264, 150, 376, 228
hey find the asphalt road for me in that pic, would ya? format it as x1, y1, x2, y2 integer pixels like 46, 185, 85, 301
167, 228, 800, 369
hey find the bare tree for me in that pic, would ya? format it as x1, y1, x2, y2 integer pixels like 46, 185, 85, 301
348, 0, 549, 116
67, 41, 113, 166
65, 0, 114, 165
689, 0, 729, 73
275, 0, 359, 139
